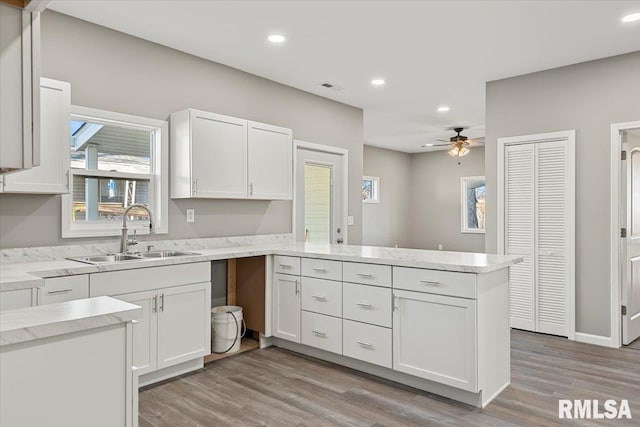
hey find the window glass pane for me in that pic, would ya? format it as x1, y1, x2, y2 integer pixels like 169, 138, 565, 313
305, 164, 331, 243
70, 120, 152, 174
71, 175, 150, 222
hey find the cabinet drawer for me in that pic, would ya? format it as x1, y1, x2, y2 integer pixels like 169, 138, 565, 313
302, 258, 342, 281
0, 289, 34, 311
274, 255, 300, 276
343, 283, 391, 328
39, 275, 89, 305
301, 277, 342, 317
343, 320, 392, 368
343, 262, 391, 288
301, 311, 342, 355
392, 267, 476, 299
90, 262, 211, 297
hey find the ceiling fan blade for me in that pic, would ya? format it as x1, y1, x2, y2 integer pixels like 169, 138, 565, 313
435, 139, 449, 142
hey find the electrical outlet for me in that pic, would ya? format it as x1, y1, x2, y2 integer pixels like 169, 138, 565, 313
347, 216, 354, 226
186, 209, 195, 223
438, 244, 443, 250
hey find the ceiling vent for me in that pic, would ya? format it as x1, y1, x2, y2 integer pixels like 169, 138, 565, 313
319, 82, 343, 91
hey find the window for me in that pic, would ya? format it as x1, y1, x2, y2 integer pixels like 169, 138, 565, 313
362, 176, 380, 203
62, 106, 168, 238
461, 176, 486, 234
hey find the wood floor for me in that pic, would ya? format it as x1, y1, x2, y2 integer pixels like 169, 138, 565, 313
139, 330, 640, 426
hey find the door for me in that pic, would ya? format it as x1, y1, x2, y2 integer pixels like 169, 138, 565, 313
190, 110, 247, 198
623, 128, 640, 345
157, 282, 211, 369
116, 290, 158, 376
272, 273, 300, 342
392, 290, 477, 392
2, 78, 70, 193
295, 147, 345, 244
248, 121, 293, 200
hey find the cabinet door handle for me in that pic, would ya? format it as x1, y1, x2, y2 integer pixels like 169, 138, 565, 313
249, 182, 254, 196
65, 170, 70, 189
393, 294, 399, 311
279, 264, 292, 269
193, 179, 198, 194
356, 273, 373, 278
295, 280, 299, 295
420, 280, 440, 286
312, 329, 326, 337
356, 302, 372, 308
312, 268, 327, 273
312, 295, 327, 301
152, 295, 157, 313
47, 288, 73, 294
160, 293, 165, 311
356, 341, 373, 348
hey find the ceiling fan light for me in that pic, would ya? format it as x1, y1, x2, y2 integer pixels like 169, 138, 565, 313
459, 147, 470, 156
448, 148, 459, 157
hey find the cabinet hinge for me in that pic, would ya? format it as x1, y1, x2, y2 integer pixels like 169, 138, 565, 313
622, 305, 627, 316
621, 228, 627, 238
622, 150, 627, 161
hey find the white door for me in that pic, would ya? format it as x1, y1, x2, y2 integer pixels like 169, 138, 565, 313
248, 121, 293, 200
272, 273, 300, 342
116, 290, 158, 376
392, 290, 477, 392
623, 129, 640, 345
157, 282, 211, 369
190, 111, 247, 198
295, 147, 345, 244
2, 78, 70, 193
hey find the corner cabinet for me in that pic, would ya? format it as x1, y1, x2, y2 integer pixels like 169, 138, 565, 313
0, 3, 41, 173
1, 78, 71, 193
170, 109, 292, 200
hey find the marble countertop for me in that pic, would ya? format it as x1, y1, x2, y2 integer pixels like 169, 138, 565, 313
1, 242, 522, 291
0, 296, 141, 346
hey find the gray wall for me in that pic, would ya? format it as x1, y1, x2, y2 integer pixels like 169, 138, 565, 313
0, 10, 363, 249
409, 148, 486, 252
362, 145, 412, 248
485, 51, 640, 337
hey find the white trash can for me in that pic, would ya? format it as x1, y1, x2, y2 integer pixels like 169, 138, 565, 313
211, 305, 245, 354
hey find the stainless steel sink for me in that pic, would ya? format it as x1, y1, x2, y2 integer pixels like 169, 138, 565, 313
69, 253, 144, 265
136, 250, 199, 258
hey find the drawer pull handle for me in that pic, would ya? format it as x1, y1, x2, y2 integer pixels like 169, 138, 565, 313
312, 329, 326, 336
47, 288, 73, 294
420, 280, 440, 286
356, 303, 372, 308
312, 268, 327, 272
279, 264, 292, 269
312, 295, 327, 301
356, 341, 373, 348
356, 273, 373, 278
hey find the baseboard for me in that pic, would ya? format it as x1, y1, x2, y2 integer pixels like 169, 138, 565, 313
574, 332, 617, 348
482, 382, 510, 408
138, 358, 203, 387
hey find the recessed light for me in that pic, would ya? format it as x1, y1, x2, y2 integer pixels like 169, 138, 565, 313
268, 34, 286, 43
371, 79, 386, 86
622, 13, 640, 23
437, 106, 450, 112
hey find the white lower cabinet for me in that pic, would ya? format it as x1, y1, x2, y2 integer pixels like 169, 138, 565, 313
0, 288, 35, 310
38, 275, 89, 305
301, 311, 342, 354
117, 290, 158, 376
393, 289, 477, 392
342, 319, 392, 368
273, 273, 301, 342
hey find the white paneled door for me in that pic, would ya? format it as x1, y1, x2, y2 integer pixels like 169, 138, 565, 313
501, 131, 575, 338
623, 129, 640, 345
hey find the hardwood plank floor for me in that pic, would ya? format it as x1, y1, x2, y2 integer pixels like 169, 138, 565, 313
139, 330, 640, 426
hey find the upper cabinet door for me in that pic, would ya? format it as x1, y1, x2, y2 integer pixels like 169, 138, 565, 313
2, 78, 71, 194
247, 121, 293, 200
190, 110, 248, 199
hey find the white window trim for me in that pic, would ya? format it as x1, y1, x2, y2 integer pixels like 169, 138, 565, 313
362, 175, 380, 204
460, 176, 486, 234
61, 106, 169, 238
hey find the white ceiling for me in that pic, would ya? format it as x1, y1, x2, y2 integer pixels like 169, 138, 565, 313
48, 1, 640, 153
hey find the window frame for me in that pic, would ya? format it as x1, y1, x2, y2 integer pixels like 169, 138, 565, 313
61, 105, 169, 238
460, 175, 486, 234
362, 175, 380, 204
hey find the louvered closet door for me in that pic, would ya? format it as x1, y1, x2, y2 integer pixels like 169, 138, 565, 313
505, 144, 536, 331
535, 141, 570, 336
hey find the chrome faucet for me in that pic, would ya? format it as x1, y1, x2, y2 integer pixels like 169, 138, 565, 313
120, 203, 154, 253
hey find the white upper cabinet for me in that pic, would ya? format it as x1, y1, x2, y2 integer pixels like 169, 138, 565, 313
247, 121, 292, 200
1, 78, 71, 193
0, 4, 40, 174
170, 109, 292, 200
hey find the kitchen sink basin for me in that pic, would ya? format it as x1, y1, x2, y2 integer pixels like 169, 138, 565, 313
136, 250, 199, 258
69, 254, 144, 265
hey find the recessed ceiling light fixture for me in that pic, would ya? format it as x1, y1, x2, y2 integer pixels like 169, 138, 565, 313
622, 12, 640, 22
268, 34, 286, 43
437, 106, 450, 112
371, 78, 386, 86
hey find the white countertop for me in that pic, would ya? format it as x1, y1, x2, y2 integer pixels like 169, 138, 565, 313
0, 243, 522, 291
0, 296, 141, 346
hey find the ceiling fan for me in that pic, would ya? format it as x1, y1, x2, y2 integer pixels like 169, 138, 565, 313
423, 127, 482, 157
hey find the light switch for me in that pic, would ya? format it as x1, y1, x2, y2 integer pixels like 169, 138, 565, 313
347, 216, 354, 226
186, 209, 195, 223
